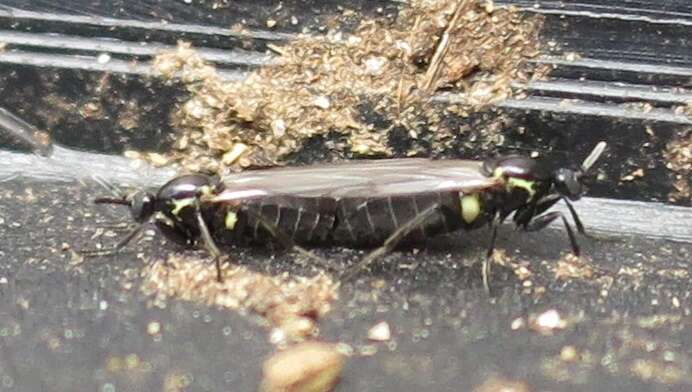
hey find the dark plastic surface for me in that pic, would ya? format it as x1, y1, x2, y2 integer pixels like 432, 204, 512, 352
1, 175, 691, 391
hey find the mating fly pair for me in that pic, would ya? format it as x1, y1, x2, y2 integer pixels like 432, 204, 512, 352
90, 142, 607, 290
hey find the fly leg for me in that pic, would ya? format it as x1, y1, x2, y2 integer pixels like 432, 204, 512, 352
514, 194, 560, 228
521, 193, 590, 256
341, 204, 443, 281
82, 176, 144, 256
483, 214, 502, 293
561, 198, 585, 235
521, 194, 588, 236
192, 199, 225, 282
80, 223, 146, 257
562, 198, 614, 243
515, 193, 579, 256
242, 208, 333, 272
524, 211, 579, 256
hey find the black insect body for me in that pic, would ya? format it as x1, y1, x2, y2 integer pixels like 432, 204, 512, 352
92, 142, 606, 290
331, 191, 491, 247
91, 174, 335, 281
318, 142, 606, 288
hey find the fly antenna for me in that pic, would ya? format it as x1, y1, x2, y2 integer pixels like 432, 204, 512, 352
92, 175, 123, 198
92, 176, 130, 205
80, 223, 148, 257
581, 141, 607, 173
94, 197, 130, 206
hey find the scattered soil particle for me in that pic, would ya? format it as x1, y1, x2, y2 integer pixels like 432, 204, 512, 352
163, 370, 193, 392
491, 249, 534, 282
367, 321, 392, 342
553, 253, 595, 281
663, 129, 692, 203
152, 0, 544, 173
530, 309, 569, 335
140, 255, 338, 344
630, 359, 687, 385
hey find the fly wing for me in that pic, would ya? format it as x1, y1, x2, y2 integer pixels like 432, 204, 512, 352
212, 159, 500, 203
325, 159, 501, 197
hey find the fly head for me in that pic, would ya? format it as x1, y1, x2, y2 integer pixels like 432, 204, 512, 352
128, 190, 156, 223
94, 190, 156, 224
553, 168, 582, 201
552, 141, 607, 201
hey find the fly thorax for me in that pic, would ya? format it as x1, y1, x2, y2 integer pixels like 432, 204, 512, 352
459, 193, 482, 224
492, 167, 537, 204
161, 197, 201, 234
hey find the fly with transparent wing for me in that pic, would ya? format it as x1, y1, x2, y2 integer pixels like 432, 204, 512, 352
90, 142, 607, 290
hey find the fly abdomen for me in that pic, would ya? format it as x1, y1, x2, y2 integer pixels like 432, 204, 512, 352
243, 196, 337, 244
333, 192, 464, 247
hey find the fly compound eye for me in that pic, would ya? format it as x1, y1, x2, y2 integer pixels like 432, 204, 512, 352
554, 168, 582, 200
129, 191, 155, 223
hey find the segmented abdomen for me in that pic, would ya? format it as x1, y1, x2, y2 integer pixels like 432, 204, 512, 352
332, 192, 463, 247
242, 196, 337, 244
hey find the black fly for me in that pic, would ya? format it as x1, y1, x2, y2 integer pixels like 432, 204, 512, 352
90, 142, 606, 290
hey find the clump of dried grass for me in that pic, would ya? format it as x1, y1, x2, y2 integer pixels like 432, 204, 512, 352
153, 0, 543, 173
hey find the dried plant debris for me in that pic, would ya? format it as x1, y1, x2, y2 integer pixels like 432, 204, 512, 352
141, 255, 338, 343
473, 377, 530, 392
261, 341, 345, 392
490, 249, 533, 281
663, 130, 691, 203
553, 254, 596, 281
673, 101, 692, 117
152, 0, 544, 173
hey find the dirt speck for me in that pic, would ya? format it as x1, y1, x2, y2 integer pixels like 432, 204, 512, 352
553, 253, 595, 281
530, 309, 568, 335
620, 167, 645, 182
630, 359, 686, 385
367, 321, 392, 341
663, 130, 691, 203
163, 370, 193, 392
141, 255, 338, 343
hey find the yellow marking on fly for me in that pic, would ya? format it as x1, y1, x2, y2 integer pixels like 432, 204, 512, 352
225, 210, 238, 229
492, 167, 536, 198
171, 185, 215, 215
199, 185, 214, 197
507, 177, 536, 198
460, 193, 481, 224
171, 197, 195, 216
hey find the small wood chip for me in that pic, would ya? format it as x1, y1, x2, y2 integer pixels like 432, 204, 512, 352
261, 342, 345, 392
